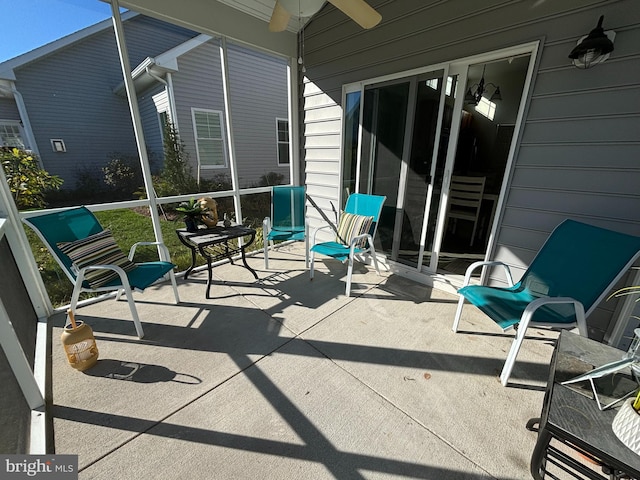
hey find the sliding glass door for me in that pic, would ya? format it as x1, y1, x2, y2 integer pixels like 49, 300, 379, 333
342, 49, 534, 277
351, 69, 452, 267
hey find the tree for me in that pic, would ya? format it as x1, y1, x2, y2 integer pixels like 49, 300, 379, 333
152, 121, 198, 197
1, 147, 63, 209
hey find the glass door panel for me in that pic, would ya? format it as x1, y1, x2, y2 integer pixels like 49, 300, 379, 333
342, 91, 361, 203
360, 81, 410, 254
432, 55, 531, 275
397, 71, 451, 266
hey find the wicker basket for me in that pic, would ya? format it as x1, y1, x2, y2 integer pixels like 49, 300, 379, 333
612, 398, 640, 455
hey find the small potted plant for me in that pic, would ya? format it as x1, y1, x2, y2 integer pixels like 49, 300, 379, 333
176, 199, 209, 232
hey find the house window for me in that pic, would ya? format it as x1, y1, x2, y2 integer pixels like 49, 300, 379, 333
276, 118, 289, 165
0, 121, 25, 149
192, 109, 226, 168
475, 96, 496, 121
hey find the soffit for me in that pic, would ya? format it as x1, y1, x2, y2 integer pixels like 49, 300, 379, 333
116, 0, 297, 57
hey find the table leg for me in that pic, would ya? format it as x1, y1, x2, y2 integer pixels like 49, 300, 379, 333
198, 246, 214, 299
530, 425, 552, 480
176, 232, 197, 280
240, 231, 258, 279
184, 247, 197, 280
240, 246, 258, 280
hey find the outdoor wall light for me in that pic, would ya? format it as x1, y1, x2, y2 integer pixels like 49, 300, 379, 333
464, 65, 501, 105
568, 15, 615, 69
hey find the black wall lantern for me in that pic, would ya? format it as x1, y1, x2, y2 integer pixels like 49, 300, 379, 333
568, 15, 615, 69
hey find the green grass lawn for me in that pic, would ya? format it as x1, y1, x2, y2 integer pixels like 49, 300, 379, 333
25, 208, 265, 307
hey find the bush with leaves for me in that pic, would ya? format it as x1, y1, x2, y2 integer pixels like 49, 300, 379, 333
103, 153, 143, 198
1, 147, 63, 209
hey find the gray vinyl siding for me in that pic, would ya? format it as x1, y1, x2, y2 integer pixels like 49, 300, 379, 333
226, 42, 289, 187
171, 38, 227, 181
301, 0, 640, 341
11, 15, 197, 187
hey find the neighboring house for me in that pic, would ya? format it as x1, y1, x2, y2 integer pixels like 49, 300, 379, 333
0, 12, 290, 190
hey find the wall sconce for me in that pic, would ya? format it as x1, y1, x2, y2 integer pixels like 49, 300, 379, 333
464, 65, 501, 105
568, 15, 615, 69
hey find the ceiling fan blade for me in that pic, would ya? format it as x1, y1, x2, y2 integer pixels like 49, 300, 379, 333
269, 0, 291, 32
327, 0, 381, 29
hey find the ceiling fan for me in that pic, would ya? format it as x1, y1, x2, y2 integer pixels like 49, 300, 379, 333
268, 0, 382, 32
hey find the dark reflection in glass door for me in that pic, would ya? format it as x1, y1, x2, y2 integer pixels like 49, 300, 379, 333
360, 81, 410, 254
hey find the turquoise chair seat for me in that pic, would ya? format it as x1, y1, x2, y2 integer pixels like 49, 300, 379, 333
101, 261, 176, 291
310, 241, 365, 263
267, 226, 306, 242
453, 219, 640, 386
309, 193, 386, 296
23, 206, 180, 339
458, 284, 578, 331
263, 186, 308, 269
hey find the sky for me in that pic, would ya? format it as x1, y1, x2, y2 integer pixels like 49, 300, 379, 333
0, 0, 114, 63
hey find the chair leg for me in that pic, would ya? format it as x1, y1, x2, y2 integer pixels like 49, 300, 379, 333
121, 284, 144, 339
169, 270, 180, 304
370, 245, 381, 275
309, 250, 315, 280
452, 295, 466, 332
470, 220, 477, 246
499, 322, 528, 386
345, 254, 354, 296
304, 236, 309, 269
263, 218, 270, 270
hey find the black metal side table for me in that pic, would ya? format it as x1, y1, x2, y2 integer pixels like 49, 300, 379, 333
528, 330, 640, 479
176, 224, 258, 298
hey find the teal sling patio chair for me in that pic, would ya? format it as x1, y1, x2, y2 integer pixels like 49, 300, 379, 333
262, 185, 308, 269
23, 206, 180, 339
452, 219, 640, 386
309, 193, 386, 296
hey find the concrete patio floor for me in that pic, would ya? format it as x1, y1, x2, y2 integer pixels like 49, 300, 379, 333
47, 243, 565, 479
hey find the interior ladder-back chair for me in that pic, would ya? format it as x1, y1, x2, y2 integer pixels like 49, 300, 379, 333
263, 185, 308, 269
309, 193, 386, 296
445, 175, 486, 246
24, 206, 180, 339
452, 219, 640, 386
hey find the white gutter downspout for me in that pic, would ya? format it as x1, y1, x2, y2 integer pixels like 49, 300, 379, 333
110, 0, 167, 261
219, 37, 242, 224
165, 72, 179, 133
145, 67, 179, 133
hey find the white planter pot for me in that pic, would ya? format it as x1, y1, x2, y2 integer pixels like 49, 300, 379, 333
612, 398, 640, 455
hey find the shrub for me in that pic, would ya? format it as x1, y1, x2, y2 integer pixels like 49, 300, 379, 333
103, 153, 143, 198
1, 147, 63, 209
256, 171, 284, 187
